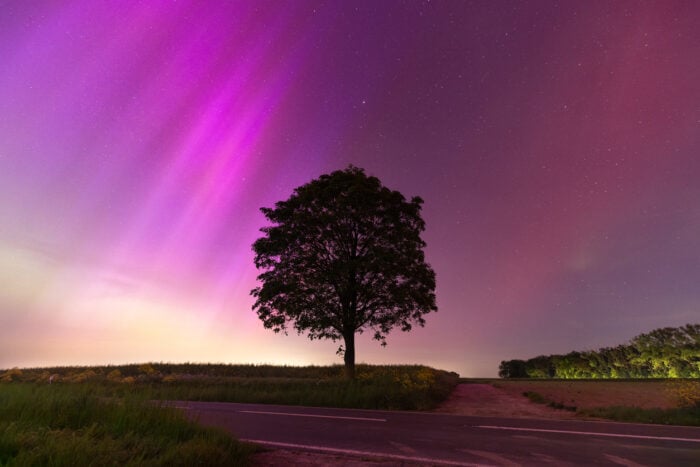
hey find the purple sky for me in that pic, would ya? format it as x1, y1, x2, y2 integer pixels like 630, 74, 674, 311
1, 1, 698, 376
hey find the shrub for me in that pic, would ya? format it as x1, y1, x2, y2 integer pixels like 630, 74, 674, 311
523, 391, 546, 404
0, 368, 23, 383
666, 379, 700, 408
66, 370, 98, 383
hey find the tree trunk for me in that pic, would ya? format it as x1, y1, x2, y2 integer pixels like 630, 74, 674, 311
343, 332, 356, 379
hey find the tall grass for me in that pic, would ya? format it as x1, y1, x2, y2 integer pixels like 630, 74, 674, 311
144, 365, 457, 410
0, 384, 254, 466
1, 364, 459, 411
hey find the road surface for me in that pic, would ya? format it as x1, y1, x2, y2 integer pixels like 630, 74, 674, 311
172, 401, 700, 466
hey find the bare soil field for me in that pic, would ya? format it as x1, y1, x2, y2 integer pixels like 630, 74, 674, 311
434, 380, 683, 420
491, 379, 677, 411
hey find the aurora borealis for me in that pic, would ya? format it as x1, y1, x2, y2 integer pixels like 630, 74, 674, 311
1, 1, 698, 376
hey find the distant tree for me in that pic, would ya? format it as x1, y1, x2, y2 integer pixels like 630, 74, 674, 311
251, 166, 437, 379
498, 323, 700, 379
526, 355, 555, 378
498, 359, 527, 378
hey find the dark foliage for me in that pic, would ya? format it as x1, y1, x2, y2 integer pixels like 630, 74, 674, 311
498, 359, 528, 378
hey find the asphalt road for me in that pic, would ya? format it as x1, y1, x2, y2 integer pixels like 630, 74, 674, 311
173, 401, 700, 466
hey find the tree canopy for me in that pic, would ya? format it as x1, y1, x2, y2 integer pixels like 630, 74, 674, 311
499, 323, 700, 378
251, 166, 437, 378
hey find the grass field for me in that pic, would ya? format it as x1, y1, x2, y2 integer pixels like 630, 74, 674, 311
491, 378, 700, 426
0, 383, 255, 466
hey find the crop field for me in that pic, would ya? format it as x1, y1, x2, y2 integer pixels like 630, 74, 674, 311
491, 378, 700, 425
0, 364, 459, 411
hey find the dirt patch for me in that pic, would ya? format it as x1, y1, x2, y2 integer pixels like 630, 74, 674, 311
433, 383, 578, 419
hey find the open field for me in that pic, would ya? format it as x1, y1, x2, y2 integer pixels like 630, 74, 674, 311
492, 379, 678, 409
487, 378, 700, 426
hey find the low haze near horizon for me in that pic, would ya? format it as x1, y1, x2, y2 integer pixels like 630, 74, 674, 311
1, 1, 699, 377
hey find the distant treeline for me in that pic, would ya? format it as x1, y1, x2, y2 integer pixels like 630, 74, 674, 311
499, 324, 700, 378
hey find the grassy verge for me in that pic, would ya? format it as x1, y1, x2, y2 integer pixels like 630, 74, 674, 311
0, 383, 255, 466
578, 406, 700, 426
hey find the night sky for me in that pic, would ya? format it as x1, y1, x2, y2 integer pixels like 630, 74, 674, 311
1, 1, 699, 377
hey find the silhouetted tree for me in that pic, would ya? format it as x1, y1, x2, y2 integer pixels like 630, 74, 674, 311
498, 359, 527, 378
251, 166, 437, 379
